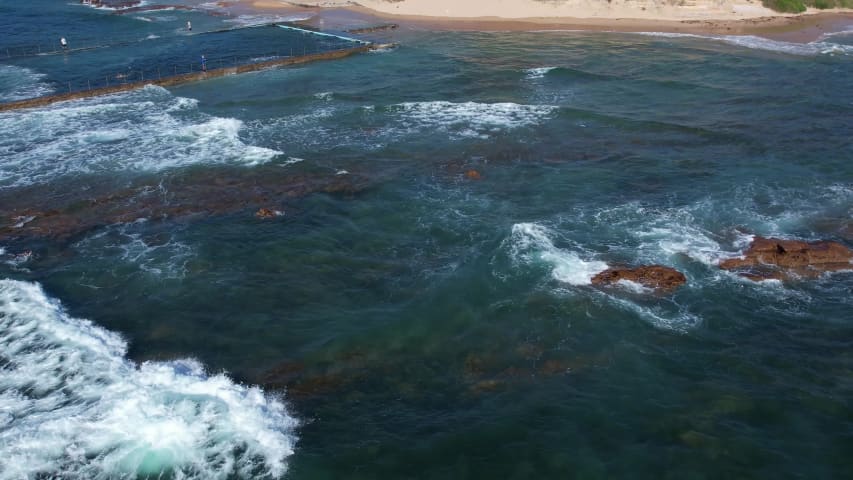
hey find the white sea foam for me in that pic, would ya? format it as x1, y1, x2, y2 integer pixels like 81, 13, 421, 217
80, 0, 151, 11
508, 222, 608, 285
604, 293, 701, 331
391, 101, 557, 139
616, 279, 653, 295
525, 67, 558, 79
818, 28, 853, 42
635, 31, 853, 56
0, 86, 280, 188
251, 55, 282, 63
368, 44, 395, 53
636, 223, 730, 266
73, 223, 194, 279
0, 279, 297, 479
0, 65, 54, 102
584, 201, 751, 267
226, 14, 314, 27
503, 222, 699, 330
314, 91, 334, 101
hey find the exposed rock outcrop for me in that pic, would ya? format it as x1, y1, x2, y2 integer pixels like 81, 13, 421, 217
347, 24, 399, 34
591, 265, 687, 292
719, 236, 853, 281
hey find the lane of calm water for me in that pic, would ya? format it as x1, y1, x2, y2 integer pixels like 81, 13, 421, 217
1, 3, 852, 478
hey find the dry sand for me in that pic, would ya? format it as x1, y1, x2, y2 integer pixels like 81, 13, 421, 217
235, 0, 853, 42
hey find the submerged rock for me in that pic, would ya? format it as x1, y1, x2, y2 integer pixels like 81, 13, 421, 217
719, 236, 853, 281
0, 169, 370, 243
591, 265, 687, 292
465, 170, 482, 180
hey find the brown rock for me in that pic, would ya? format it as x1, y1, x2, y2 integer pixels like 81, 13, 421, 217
719, 236, 853, 281
465, 170, 481, 180
255, 208, 277, 219
591, 265, 687, 292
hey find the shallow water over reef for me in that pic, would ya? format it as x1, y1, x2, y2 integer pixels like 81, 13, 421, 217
1, 1, 852, 478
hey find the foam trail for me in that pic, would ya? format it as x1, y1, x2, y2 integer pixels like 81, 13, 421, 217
508, 222, 608, 285
73, 222, 195, 279
0, 280, 297, 479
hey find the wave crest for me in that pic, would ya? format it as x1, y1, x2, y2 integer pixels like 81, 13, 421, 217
0, 86, 280, 188
0, 280, 297, 479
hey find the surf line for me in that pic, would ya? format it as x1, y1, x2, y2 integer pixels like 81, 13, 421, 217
276, 24, 370, 45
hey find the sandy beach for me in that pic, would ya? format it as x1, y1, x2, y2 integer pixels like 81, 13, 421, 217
239, 0, 853, 42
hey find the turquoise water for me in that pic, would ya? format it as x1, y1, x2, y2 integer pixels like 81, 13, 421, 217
1, 1, 853, 478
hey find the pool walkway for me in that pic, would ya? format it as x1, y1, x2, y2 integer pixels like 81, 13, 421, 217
0, 25, 389, 112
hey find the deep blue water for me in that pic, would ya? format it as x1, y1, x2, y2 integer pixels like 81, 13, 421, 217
1, 1, 852, 478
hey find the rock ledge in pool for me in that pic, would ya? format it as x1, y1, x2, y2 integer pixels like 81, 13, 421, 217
719, 236, 853, 281
591, 265, 686, 292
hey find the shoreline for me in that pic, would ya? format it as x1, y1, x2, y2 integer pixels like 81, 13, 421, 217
237, 1, 853, 43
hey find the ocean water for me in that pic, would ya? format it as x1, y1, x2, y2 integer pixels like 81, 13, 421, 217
1, 1, 853, 478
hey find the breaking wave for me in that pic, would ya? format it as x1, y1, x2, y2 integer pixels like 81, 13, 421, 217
635, 32, 853, 56
0, 279, 297, 479
0, 85, 280, 188
524, 66, 558, 79
502, 222, 700, 331
507, 222, 608, 286
390, 101, 557, 139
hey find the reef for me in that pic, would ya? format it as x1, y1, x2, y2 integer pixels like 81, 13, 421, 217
0, 169, 369, 243
719, 236, 853, 281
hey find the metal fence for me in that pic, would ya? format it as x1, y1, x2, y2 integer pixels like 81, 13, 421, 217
0, 24, 287, 60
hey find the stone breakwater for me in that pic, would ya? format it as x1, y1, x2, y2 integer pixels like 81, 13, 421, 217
0, 46, 372, 112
